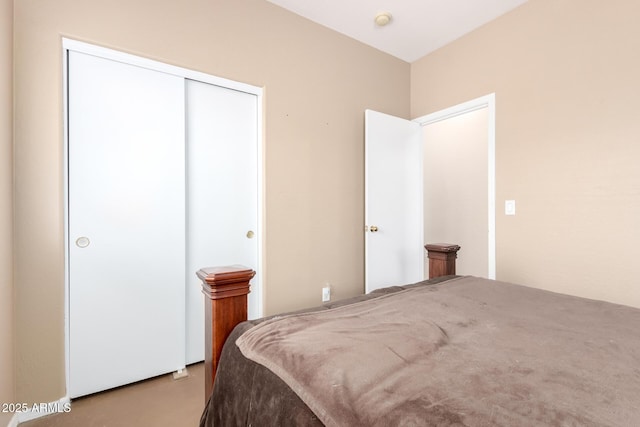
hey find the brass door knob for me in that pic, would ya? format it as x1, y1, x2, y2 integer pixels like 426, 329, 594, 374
246, 230, 255, 239
370, 226, 379, 232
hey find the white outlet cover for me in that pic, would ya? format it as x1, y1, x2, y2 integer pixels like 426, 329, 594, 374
505, 200, 516, 215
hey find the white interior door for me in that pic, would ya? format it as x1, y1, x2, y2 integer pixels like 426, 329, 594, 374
365, 110, 423, 293
68, 52, 185, 397
185, 80, 260, 363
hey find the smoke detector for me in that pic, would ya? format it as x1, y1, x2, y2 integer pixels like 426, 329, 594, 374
374, 11, 392, 27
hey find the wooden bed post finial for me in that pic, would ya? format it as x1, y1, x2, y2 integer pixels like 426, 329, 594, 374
197, 265, 255, 402
424, 244, 461, 279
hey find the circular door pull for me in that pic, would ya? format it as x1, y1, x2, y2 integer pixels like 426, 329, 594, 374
246, 230, 255, 239
76, 237, 91, 248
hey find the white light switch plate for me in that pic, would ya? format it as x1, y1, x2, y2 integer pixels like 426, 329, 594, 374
505, 200, 516, 215
322, 286, 331, 302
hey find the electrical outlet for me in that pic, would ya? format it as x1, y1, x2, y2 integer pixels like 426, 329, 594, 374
505, 200, 516, 216
322, 286, 331, 302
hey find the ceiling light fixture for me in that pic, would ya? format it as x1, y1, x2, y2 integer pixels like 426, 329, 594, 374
374, 11, 392, 27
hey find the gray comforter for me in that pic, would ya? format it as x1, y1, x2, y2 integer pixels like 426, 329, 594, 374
202, 276, 640, 426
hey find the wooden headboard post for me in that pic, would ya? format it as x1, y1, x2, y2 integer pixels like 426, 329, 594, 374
197, 265, 255, 402
424, 244, 461, 278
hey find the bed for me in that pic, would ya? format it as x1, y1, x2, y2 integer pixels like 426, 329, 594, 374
199, 275, 640, 426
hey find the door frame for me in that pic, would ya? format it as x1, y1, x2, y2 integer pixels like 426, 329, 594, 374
413, 93, 496, 279
62, 38, 264, 399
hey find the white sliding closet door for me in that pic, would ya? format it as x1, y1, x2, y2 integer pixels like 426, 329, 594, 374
68, 51, 186, 398
185, 80, 259, 363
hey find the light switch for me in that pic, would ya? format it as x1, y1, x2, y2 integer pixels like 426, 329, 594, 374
505, 200, 516, 216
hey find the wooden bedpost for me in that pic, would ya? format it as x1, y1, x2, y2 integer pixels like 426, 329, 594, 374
197, 265, 255, 402
424, 244, 461, 278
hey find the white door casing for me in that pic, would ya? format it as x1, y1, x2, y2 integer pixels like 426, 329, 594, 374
422, 108, 489, 278
415, 94, 496, 280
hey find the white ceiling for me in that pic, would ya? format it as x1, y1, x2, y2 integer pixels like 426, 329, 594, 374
266, 0, 529, 63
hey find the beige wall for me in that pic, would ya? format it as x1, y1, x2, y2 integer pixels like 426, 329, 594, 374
13, 0, 409, 403
1, 0, 15, 424
412, 0, 640, 307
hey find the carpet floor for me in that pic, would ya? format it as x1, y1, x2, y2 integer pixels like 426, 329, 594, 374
21, 362, 204, 427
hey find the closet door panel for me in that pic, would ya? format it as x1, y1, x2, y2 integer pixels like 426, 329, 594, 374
68, 51, 185, 397
185, 80, 258, 363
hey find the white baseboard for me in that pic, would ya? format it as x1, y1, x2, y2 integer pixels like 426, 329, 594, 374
6, 413, 19, 427
12, 396, 71, 425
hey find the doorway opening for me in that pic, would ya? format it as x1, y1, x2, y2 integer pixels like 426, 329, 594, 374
414, 94, 496, 279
